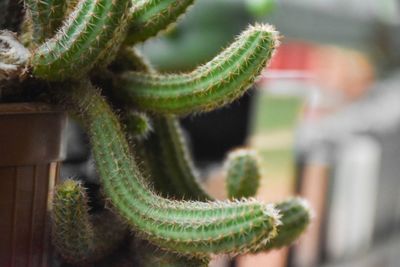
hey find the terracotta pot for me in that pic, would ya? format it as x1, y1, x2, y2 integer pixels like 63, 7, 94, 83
0, 103, 66, 267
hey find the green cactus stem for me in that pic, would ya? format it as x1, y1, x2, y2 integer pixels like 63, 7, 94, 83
117, 23, 279, 115
24, 0, 67, 42
59, 81, 281, 257
149, 116, 211, 200
52, 179, 127, 264
30, 0, 132, 81
225, 149, 261, 199
253, 198, 311, 252
125, 0, 195, 44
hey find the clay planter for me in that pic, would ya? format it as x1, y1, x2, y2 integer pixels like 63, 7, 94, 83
0, 103, 66, 267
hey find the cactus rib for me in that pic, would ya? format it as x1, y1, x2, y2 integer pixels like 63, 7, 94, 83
225, 149, 261, 199
52, 179, 127, 264
117, 23, 279, 115
125, 0, 195, 44
31, 0, 132, 81
60, 81, 281, 257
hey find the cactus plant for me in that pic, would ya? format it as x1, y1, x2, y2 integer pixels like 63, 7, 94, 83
0, 0, 311, 265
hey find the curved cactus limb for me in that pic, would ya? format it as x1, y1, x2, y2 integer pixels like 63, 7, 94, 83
117, 24, 279, 115
149, 116, 211, 200
125, 0, 195, 44
253, 198, 311, 252
24, 0, 67, 43
52, 179, 127, 264
225, 148, 261, 199
30, 0, 132, 81
58, 81, 281, 257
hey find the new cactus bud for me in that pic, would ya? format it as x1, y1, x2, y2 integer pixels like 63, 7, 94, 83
225, 148, 261, 199
125, 0, 195, 44
117, 23, 279, 115
52, 179, 127, 264
30, 0, 132, 81
125, 110, 152, 139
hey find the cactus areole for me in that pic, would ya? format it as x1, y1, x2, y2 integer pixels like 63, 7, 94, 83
0, 0, 311, 265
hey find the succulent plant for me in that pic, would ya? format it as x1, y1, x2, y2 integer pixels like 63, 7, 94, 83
0, 0, 311, 265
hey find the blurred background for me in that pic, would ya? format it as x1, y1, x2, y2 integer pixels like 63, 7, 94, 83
62, 0, 400, 266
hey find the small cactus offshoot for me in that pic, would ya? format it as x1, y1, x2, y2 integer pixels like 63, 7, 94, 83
225, 148, 261, 199
0, 0, 311, 265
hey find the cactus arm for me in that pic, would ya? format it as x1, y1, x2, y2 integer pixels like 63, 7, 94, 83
30, 0, 132, 81
253, 198, 311, 252
24, 0, 68, 43
117, 24, 279, 115
59, 81, 281, 256
225, 149, 261, 199
52, 179, 127, 264
125, 0, 195, 44
151, 115, 211, 200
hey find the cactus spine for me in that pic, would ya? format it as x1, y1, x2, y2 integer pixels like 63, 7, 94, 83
117, 24, 279, 115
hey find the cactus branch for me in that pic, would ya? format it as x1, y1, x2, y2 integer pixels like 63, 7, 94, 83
125, 0, 195, 44
253, 198, 311, 252
24, 0, 68, 42
30, 0, 132, 81
149, 116, 211, 200
52, 179, 127, 264
117, 24, 279, 115
225, 149, 261, 199
58, 81, 281, 257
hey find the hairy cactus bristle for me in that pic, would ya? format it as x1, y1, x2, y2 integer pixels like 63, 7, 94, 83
117, 24, 279, 115
253, 198, 312, 252
225, 148, 261, 199
24, 0, 68, 43
125, 0, 195, 44
30, 0, 132, 81
58, 81, 281, 257
52, 179, 127, 264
